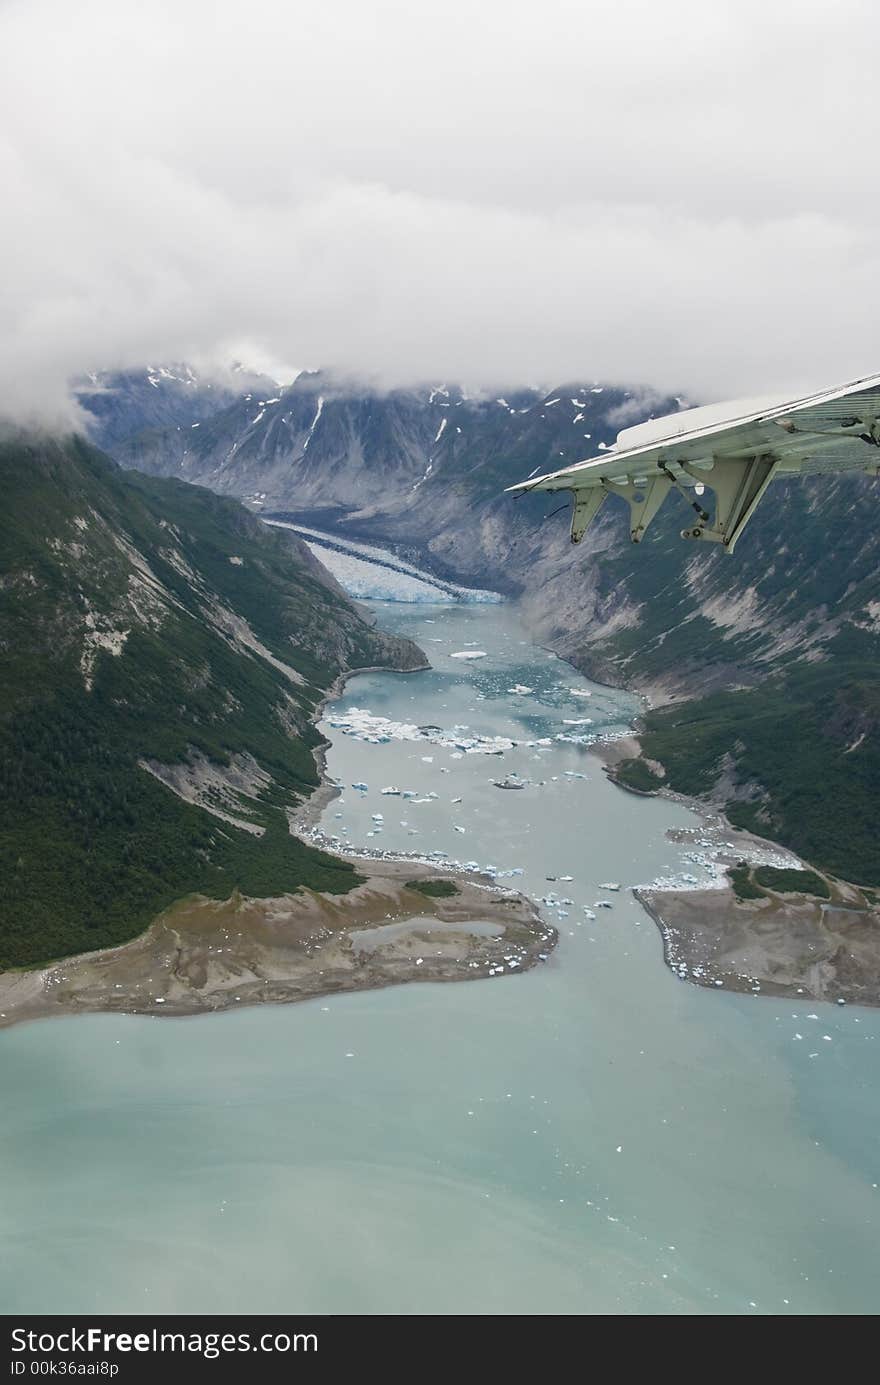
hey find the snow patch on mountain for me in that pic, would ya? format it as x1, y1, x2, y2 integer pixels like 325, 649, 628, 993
303, 396, 324, 451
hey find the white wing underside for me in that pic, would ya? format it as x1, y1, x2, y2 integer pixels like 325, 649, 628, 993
506, 372, 880, 551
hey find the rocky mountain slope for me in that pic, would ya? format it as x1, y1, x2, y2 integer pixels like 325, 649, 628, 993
0, 433, 424, 967
83, 367, 880, 883
76, 363, 275, 453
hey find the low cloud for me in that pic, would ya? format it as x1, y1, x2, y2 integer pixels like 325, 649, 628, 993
2, 0, 879, 425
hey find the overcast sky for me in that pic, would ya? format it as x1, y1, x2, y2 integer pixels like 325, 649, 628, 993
2, 0, 879, 424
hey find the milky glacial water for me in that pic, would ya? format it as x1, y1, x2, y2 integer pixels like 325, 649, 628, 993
1, 600, 878, 1316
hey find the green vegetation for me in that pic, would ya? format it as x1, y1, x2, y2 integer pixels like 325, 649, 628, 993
727, 862, 831, 901
613, 757, 663, 793
635, 652, 880, 886
0, 436, 420, 968
535, 470, 880, 893
405, 878, 459, 898
753, 866, 830, 898
727, 864, 766, 901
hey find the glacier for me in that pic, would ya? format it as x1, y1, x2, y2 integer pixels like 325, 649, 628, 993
265, 520, 501, 604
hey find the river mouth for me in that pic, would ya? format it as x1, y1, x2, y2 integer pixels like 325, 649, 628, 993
2, 542, 880, 1316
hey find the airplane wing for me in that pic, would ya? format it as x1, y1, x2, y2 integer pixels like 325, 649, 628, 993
506, 372, 880, 551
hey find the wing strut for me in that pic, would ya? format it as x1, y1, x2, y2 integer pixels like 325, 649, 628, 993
569, 488, 607, 544
569, 474, 674, 545
607, 474, 673, 543
659, 462, 711, 524
680, 454, 777, 552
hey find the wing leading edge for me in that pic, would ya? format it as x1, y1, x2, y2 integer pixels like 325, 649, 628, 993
506, 373, 880, 552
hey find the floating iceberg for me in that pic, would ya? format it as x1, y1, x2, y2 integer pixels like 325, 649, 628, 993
327, 708, 517, 755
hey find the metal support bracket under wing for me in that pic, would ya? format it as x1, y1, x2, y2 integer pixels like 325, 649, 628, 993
606, 474, 673, 543
569, 487, 608, 544
680, 454, 778, 552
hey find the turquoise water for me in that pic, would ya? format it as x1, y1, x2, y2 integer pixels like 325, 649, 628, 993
1, 600, 878, 1315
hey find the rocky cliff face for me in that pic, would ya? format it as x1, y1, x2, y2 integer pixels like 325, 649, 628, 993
76, 364, 275, 452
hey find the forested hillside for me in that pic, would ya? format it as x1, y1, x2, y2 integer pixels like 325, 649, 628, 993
0, 434, 424, 966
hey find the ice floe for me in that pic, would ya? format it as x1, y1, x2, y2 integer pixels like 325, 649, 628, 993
327, 707, 518, 755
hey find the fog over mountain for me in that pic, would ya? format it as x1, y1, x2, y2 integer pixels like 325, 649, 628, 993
3, 0, 880, 425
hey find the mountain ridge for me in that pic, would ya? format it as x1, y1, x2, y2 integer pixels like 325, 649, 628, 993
79, 365, 880, 883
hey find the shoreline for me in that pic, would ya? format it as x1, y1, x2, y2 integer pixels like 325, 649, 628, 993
0, 862, 555, 1031
588, 735, 880, 1007
9, 611, 872, 1028
297, 659, 431, 832
300, 641, 880, 1015
636, 879, 880, 1007
0, 653, 556, 1032
295, 538, 880, 1011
